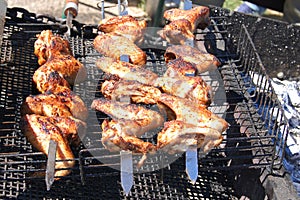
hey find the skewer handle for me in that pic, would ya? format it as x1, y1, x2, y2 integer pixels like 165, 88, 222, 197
64, 0, 79, 18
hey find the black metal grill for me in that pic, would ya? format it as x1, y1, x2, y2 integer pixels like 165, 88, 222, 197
0, 7, 289, 199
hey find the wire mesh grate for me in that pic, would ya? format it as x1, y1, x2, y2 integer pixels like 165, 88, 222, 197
0, 7, 288, 199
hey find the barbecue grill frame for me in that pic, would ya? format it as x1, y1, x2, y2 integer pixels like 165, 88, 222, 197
0, 6, 292, 199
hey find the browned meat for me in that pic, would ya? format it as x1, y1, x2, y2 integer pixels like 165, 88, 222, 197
164, 45, 221, 74
93, 33, 147, 66
163, 6, 210, 30
96, 57, 158, 85
33, 64, 71, 94
164, 57, 197, 77
101, 119, 156, 153
158, 19, 194, 45
21, 93, 88, 121
154, 75, 211, 106
98, 15, 147, 44
91, 98, 164, 134
34, 30, 72, 66
158, 94, 228, 133
21, 114, 86, 178
44, 53, 87, 85
157, 120, 223, 154
101, 79, 161, 104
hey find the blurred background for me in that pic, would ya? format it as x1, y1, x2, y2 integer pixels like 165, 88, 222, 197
7, 0, 284, 25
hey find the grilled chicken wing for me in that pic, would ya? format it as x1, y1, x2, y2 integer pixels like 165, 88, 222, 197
21, 93, 88, 121
34, 30, 72, 66
164, 57, 197, 77
33, 64, 71, 94
163, 6, 210, 30
164, 45, 221, 74
101, 79, 161, 104
94, 33, 147, 66
96, 57, 158, 85
98, 15, 147, 44
158, 19, 194, 45
91, 98, 164, 134
101, 119, 156, 167
21, 114, 86, 178
158, 94, 228, 133
154, 76, 211, 106
101, 119, 156, 152
157, 120, 223, 154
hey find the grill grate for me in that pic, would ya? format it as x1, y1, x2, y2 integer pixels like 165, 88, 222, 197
0, 7, 288, 199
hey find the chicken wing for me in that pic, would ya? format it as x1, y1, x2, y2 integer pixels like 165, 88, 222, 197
21, 114, 85, 178
94, 33, 147, 66
21, 93, 88, 121
154, 76, 211, 106
34, 30, 72, 66
158, 94, 228, 133
98, 15, 147, 44
91, 98, 164, 134
33, 64, 70, 94
157, 120, 223, 154
158, 19, 194, 45
96, 57, 158, 85
101, 119, 156, 152
164, 57, 197, 77
44, 53, 87, 85
163, 6, 210, 30
164, 45, 221, 74
101, 79, 161, 104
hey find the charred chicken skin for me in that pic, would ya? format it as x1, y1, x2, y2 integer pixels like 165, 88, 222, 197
34, 30, 72, 66
21, 114, 86, 178
164, 57, 197, 77
101, 79, 161, 104
98, 15, 147, 44
158, 19, 194, 45
33, 64, 71, 94
163, 6, 210, 30
154, 75, 211, 106
157, 120, 223, 154
93, 33, 147, 66
21, 93, 88, 121
91, 98, 164, 135
158, 94, 228, 133
96, 57, 158, 85
164, 45, 221, 74
101, 119, 156, 153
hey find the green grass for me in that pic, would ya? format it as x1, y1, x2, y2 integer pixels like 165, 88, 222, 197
222, 0, 243, 11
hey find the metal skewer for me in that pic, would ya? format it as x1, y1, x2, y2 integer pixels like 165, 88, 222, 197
183, 0, 198, 184
63, 0, 79, 38
45, 139, 57, 191
119, 54, 134, 195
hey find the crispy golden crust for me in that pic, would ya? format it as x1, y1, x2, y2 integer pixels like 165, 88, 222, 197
93, 33, 147, 66
158, 19, 194, 45
101, 119, 156, 153
34, 30, 72, 66
163, 6, 210, 30
21, 93, 88, 121
33, 65, 71, 94
154, 75, 211, 106
158, 94, 228, 133
164, 45, 221, 74
164, 57, 197, 77
98, 15, 147, 43
21, 114, 77, 178
101, 79, 161, 104
91, 98, 164, 133
157, 120, 223, 154
96, 57, 158, 85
